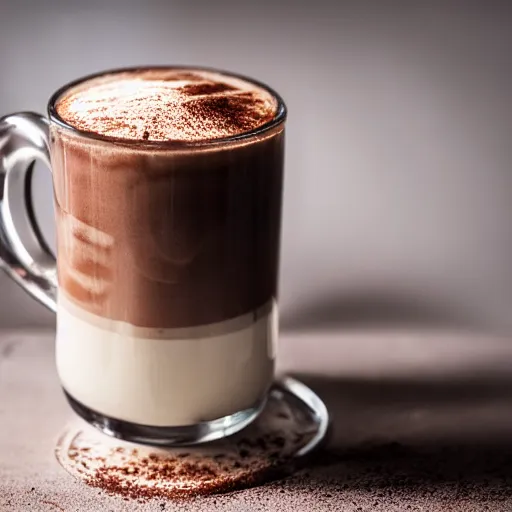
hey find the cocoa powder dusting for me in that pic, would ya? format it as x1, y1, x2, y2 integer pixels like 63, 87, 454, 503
55, 68, 278, 142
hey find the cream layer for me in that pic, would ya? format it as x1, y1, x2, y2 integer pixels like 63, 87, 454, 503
56, 294, 276, 426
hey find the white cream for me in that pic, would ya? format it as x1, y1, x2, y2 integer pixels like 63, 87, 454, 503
56, 295, 276, 426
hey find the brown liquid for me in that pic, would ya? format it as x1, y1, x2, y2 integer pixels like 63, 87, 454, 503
51, 69, 284, 328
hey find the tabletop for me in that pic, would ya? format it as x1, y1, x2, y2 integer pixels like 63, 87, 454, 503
2, 328, 512, 511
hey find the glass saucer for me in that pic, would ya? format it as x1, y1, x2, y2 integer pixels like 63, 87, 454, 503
55, 377, 329, 499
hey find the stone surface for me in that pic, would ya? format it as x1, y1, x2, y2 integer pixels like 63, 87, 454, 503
2, 329, 512, 511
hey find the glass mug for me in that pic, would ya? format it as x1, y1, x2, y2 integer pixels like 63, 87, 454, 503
0, 67, 286, 444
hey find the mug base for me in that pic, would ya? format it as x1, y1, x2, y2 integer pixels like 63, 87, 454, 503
63, 389, 266, 446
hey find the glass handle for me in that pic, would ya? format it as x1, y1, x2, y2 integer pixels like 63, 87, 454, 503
0, 112, 57, 313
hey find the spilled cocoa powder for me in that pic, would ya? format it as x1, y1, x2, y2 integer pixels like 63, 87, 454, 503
80, 434, 296, 501
55, 388, 319, 502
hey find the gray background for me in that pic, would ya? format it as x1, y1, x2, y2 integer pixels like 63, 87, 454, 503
0, 0, 511, 332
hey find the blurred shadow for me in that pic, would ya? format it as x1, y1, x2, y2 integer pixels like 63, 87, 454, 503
286, 372, 512, 494
281, 291, 475, 332
288, 441, 512, 500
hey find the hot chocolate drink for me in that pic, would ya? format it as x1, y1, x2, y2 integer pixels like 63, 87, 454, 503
51, 68, 285, 428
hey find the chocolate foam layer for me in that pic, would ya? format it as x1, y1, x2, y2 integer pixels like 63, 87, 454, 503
51, 126, 284, 328
55, 69, 277, 142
